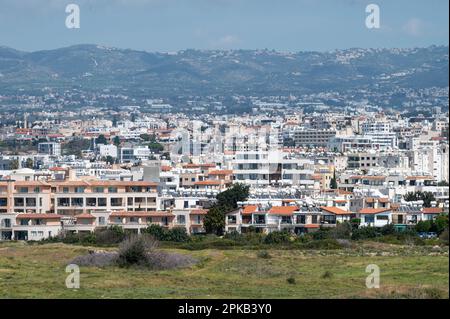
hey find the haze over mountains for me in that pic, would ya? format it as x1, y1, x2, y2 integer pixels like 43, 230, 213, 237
0, 44, 448, 96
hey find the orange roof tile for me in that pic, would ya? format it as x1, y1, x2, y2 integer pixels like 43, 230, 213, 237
359, 208, 391, 214
208, 170, 233, 175
422, 207, 443, 214
190, 209, 208, 215
194, 180, 221, 186
75, 213, 96, 219
110, 211, 174, 218
16, 213, 62, 219
269, 206, 299, 215
320, 206, 351, 215
242, 205, 258, 215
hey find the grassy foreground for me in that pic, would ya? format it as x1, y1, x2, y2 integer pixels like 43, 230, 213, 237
0, 241, 448, 299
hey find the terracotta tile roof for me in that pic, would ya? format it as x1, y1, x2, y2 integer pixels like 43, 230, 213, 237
208, 170, 233, 175
110, 211, 174, 218
14, 181, 51, 187
406, 176, 434, 180
269, 206, 299, 215
75, 213, 96, 219
242, 205, 258, 215
16, 213, 63, 219
359, 208, 391, 214
422, 207, 443, 214
305, 224, 320, 228
320, 206, 351, 215
194, 180, 221, 186
190, 209, 208, 215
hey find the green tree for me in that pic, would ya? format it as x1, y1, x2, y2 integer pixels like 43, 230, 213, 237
10, 159, 19, 170
148, 141, 164, 153
437, 181, 449, 186
415, 220, 432, 233
404, 191, 436, 208
105, 155, 115, 165
113, 136, 121, 147
330, 170, 338, 189
432, 215, 449, 235
204, 183, 250, 235
203, 206, 226, 236
25, 158, 34, 169
96, 134, 108, 145
140, 134, 154, 142
216, 183, 250, 210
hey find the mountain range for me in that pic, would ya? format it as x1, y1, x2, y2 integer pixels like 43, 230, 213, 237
0, 44, 448, 96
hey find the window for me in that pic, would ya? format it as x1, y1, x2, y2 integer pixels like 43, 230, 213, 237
63, 187, 69, 193
19, 187, 28, 193
108, 187, 118, 193
75, 187, 85, 193
92, 216, 103, 226
376, 215, 389, 220
94, 187, 104, 193
177, 215, 186, 225
365, 215, 375, 223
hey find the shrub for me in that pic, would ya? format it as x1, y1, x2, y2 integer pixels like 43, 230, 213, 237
264, 231, 291, 244
71, 251, 118, 267
328, 222, 352, 239
351, 226, 380, 240
143, 224, 167, 241
257, 250, 271, 259
286, 277, 296, 285
166, 227, 190, 242
439, 228, 449, 245
415, 220, 432, 233
94, 226, 125, 245
380, 224, 396, 236
117, 234, 158, 267
321, 271, 333, 279
224, 230, 244, 241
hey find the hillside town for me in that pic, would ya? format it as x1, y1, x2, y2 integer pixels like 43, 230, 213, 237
0, 104, 448, 241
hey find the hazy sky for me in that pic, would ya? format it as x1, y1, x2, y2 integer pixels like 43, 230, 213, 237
0, 0, 448, 52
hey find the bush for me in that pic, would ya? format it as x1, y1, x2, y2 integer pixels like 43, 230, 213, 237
415, 220, 432, 233
328, 222, 352, 239
257, 250, 271, 259
380, 224, 396, 236
351, 226, 380, 240
223, 230, 244, 241
71, 251, 118, 267
143, 224, 167, 241
321, 271, 333, 279
117, 234, 158, 267
286, 277, 296, 285
264, 231, 291, 244
142, 225, 190, 242
439, 228, 449, 245
166, 227, 190, 242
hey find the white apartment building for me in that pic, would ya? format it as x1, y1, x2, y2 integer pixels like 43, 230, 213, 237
233, 150, 315, 189
292, 128, 336, 148
38, 142, 61, 156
